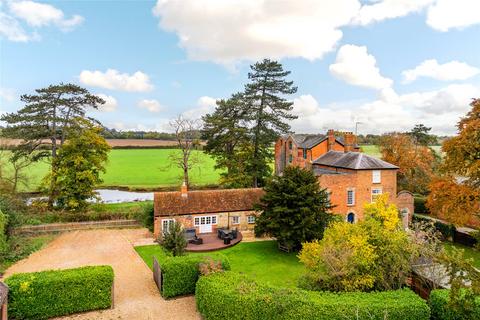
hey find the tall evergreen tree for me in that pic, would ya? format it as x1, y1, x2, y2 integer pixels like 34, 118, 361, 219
243, 59, 298, 187
0, 83, 105, 205
254, 166, 332, 251
202, 93, 252, 187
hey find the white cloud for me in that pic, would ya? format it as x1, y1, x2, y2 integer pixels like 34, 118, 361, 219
95, 94, 117, 112
79, 69, 154, 92
0, 87, 16, 102
291, 84, 479, 135
153, 0, 361, 65
182, 96, 217, 118
9, 0, 84, 31
354, 0, 434, 26
0, 11, 36, 42
426, 0, 480, 31
329, 44, 393, 90
402, 59, 480, 83
137, 99, 164, 113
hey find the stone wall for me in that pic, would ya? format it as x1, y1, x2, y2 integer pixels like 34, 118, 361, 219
14, 219, 141, 235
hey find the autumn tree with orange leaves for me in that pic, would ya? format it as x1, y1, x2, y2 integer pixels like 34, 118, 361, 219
427, 99, 480, 225
379, 132, 437, 194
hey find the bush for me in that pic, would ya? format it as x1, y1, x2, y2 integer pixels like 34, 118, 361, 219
414, 196, 429, 214
160, 254, 230, 298
434, 221, 456, 240
196, 272, 430, 320
5, 265, 114, 320
140, 202, 154, 231
160, 221, 187, 257
430, 289, 480, 320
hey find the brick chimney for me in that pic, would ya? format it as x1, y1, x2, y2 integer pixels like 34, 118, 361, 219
344, 132, 355, 153
327, 129, 335, 151
181, 181, 188, 198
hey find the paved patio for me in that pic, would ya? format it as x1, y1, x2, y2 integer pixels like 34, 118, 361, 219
186, 232, 242, 252
4, 228, 200, 320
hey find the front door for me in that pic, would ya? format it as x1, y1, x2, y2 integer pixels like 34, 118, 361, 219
195, 215, 217, 234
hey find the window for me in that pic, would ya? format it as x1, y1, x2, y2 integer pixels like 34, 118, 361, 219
347, 212, 355, 224
288, 141, 293, 149
371, 188, 382, 202
372, 170, 381, 183
232, 216, 240, 225
347, 189, 355, 206
194, 215, 218, 226
303, 149, 307, 159
247, 215, 256, 224
289, 154, 293, 163
162, 219, 175, 233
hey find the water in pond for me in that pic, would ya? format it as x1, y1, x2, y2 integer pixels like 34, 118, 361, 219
94, 189, 153, 204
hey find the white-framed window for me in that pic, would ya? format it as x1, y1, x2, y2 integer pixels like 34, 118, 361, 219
162, 219, 175, 233
232, 216, 240, 225
194, 215, 218, 226
372, 170, 381, 183
247, 215, 256, 224
347, 189, 355, 206
371, 188, 383, 202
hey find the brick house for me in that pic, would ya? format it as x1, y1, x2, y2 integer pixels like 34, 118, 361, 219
153, 186, 264, 238
275, 130, 414, 227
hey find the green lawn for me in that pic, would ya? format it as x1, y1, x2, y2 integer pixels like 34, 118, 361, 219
3, 149, 223, 192
135, 240, 305, 288
360, 145, 442, 159
443, 242, 480, 269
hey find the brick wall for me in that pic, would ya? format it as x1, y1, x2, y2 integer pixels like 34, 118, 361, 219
317, 169, 398, 221
153, 210, 259, 238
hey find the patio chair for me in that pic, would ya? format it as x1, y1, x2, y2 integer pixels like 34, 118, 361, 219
184, 228, 197, 242
231, 229, 238, 239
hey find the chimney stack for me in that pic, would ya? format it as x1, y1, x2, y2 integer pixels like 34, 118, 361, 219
181, 181, 188, 198
344, 132, 355, 153
327, 129, 335, 151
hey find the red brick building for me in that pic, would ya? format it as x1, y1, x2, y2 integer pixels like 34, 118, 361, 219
275, 130, 413, 227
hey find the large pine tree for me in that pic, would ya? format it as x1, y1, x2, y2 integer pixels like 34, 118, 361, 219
243, 59, 297, 187
1, 83, 105, 205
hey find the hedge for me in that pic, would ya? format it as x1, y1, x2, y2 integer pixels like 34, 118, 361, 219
160, 253, 230, 298
430, 289, 480, 320
196, 272, 430, 320
5, 265, 114, 320
414, 196, 429, 214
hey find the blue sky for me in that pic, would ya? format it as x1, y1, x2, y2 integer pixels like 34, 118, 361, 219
1, 0, 479, 135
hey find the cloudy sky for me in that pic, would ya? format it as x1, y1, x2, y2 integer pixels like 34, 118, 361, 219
1, 0, 479, 135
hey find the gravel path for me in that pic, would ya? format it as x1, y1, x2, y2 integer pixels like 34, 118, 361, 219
4, 228, 200, 320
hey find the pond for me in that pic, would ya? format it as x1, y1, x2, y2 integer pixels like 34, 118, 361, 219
94, 189, 154, 204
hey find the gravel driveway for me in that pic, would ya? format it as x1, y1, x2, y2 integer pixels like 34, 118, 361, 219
4, 228, 200, 320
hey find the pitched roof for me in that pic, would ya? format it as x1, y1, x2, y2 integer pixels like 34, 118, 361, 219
312, 151, 398, 170
154, 188, 264, 216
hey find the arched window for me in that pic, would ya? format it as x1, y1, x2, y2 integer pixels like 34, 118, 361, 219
347, 212, 355, 224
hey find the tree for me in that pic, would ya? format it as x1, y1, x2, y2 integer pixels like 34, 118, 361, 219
160, 221, 187, 257
379, 132, 437, 194
254, 166, 332, 250
202, 94, 252, 188
427, 177, 480, 226
169, 116, 202, 187
408, 124, 437, 146
50, 120, 110, 210
0, 83, 105, 205
299, 194, 417, 292
442, 98, 480, 188
243, 59, 298, 187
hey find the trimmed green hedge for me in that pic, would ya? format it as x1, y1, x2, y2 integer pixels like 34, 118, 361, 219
430, 289, 480, 320
5, 265, 114, 320
160, 254, 230, 298
196, 272, 430, 320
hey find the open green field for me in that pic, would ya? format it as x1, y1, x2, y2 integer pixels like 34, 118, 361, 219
443, 242, 480, 269
135, 240, 305, 288
2, 149, 222, 192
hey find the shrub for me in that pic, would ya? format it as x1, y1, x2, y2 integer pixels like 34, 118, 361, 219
430, 289, 480, 320
160, 221, 187, 257
196, 272, 430, 320
140, 202, 154, 232
414, 196, 429, 214
434, 221, 456, 241
5, 265, 114, 320
160, 254, 230, 298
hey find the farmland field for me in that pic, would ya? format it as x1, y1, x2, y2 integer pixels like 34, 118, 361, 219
1, 149, 222, 192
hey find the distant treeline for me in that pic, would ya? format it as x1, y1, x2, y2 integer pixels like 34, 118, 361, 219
101, 128, 178, 140
356, 133, 446, 146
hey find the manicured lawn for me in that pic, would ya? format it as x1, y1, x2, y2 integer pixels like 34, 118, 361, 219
443, 242, 480, 269
135, 240, 305, 288
3, 149, 223, 192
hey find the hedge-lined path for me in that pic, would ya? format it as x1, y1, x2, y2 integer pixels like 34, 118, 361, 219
4, 228, 200, 320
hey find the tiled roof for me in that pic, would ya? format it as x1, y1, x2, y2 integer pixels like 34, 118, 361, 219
154, 188, 264, 216
313, 168, 349, 175
290, 133, 348, 149
312, 151, 398, 170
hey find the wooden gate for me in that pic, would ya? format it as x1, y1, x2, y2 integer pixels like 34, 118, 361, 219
153, 257, 162, 293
